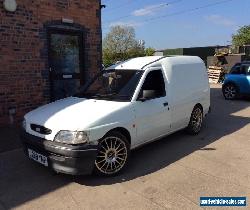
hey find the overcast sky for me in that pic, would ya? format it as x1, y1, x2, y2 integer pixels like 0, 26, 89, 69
101, 0, 250, 50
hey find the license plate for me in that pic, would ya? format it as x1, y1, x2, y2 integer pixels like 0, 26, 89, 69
28, 149, 48, 167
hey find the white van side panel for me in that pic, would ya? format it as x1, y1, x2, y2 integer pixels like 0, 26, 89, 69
161, 58, 210, 131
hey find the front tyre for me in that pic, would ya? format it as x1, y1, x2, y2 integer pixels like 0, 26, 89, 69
94, 131, 130, 176
187, 106, 203, 135
223, 84, 238, 100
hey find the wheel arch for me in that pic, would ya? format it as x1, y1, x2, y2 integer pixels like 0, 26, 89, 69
223, 81, 239, 90
104, 127, 131, 146
191, 103, 203, 118
194, 103, 203, 112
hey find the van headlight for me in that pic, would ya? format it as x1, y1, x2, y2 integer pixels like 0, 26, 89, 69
54, 131, 88, 145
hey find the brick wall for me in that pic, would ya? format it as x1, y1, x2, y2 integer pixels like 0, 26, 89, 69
0, 0, 102, 126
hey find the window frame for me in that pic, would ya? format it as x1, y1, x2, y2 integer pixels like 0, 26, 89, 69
136, 69, 167, 101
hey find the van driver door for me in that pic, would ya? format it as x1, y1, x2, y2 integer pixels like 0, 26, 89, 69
132, 69, 171, 146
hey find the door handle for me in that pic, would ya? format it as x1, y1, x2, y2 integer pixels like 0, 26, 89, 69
163, 102, 168, 107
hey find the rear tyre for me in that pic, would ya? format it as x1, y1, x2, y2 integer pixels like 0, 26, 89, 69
223, 84, 238, 100
186, 105, 203, 135
94, 131, 130, 176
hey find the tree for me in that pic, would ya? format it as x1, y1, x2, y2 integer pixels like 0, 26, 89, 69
232, 25, 250, 46
145, 47, 155, 56
103, 25, 145, 66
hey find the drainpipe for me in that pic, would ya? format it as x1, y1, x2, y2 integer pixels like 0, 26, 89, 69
8, 107, 16, 125
100, 3, 106, 71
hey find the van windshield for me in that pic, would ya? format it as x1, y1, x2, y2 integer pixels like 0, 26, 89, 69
75, 69, 143, 101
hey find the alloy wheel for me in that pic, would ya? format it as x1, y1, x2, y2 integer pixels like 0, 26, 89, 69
95, 136, 128, 175
191, 107, 203, 133
224, 85, 237, 99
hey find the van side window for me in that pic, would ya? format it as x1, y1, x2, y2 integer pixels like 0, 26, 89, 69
139, 70, 166, 99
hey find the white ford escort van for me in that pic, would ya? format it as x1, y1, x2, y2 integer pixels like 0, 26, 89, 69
21, 56, 210, 176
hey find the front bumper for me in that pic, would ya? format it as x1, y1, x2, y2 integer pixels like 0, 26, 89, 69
20, 130, 98, 175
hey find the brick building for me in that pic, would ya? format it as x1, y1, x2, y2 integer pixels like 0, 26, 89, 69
0, 0, 102, 126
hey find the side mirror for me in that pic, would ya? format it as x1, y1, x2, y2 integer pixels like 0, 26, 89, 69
139, 90, 156, 101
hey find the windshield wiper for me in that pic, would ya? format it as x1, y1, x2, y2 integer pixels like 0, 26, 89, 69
76, 92, 130, 101
74, 92, 97, 98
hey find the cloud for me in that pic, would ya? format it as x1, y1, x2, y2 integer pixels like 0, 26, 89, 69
132, 3, 168, 17
109, 21, 143, 28
205, 15, 236, 27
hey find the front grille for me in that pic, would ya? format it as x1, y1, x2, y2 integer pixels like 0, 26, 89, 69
30, 124, 52, 135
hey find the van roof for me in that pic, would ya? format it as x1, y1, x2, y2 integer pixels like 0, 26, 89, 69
107, 56, 203, 70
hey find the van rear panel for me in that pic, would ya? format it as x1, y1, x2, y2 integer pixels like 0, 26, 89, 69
160, 57, 210, 130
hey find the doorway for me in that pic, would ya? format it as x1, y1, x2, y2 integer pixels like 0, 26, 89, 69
48, 29, 84, 101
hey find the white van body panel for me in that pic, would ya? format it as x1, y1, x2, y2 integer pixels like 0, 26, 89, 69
23, 56, 210, 150
108, 56, 163, 70
131, 67, 171, 147
24, 98, 136, 143
160, 56, 210, 131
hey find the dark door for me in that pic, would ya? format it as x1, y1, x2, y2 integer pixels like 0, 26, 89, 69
48, 29, 84, 101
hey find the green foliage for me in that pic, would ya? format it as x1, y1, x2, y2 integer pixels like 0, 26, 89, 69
164, 48, 183, 56
232, 25, 250, 46
103, 25, 155, 67
145, 47, 155, 56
